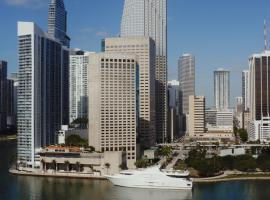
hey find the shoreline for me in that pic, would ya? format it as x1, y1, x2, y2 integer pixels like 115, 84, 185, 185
9, 169, 106, 180
194, 173, 270, 183
10, 168, 270, 183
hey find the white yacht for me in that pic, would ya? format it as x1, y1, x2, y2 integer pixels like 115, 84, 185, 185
105, 166, 193, 190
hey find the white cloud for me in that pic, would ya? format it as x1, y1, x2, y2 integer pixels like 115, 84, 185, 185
5, 0, 47, 8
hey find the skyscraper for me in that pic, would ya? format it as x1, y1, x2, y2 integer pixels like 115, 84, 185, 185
88, 53, 138, 168
104, 37, 156, 148
17, 21, 69, 167
178, 54, 195, 115
249, 51, 270, 141
214, 69, 230, 110
242, 70, 250, 111
121, 0, 167, 143
0, 60, 7, 131
48, 0, 70, 47
69, 50, 92, 123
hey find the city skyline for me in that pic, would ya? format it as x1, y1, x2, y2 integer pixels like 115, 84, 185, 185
1, 0, 270, 107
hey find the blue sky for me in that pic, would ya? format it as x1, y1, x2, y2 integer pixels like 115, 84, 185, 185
0, 0, 270, 106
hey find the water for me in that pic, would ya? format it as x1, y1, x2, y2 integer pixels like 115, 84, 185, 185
1, 140, 270, 200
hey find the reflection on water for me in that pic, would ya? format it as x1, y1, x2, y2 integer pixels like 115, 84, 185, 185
108, 185, 192, 200
14, 177, 192, 200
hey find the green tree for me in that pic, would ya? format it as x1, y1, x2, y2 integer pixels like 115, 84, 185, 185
66, 134, 88, 147
158, 146, 172, 158
135, 158, 149, 168
238, 129, 248, 142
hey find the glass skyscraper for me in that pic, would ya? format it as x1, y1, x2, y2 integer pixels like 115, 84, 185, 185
121, 0, 168, 143
48, 0, 70, 47
214, 69, 230, 111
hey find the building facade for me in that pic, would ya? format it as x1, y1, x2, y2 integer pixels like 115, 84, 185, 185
104, 37, 156, 148
188, 96, 205, 137
17, 22, 69, 167
121, 0, 167, 143
48, 0, 70, 47
214, 69, 230, 110
7, 73, 18, 127
0, 60, 7, 131
88, 53, 138, 168
249, 51, 270, 141
205, 109, 233, 131
242, 70, 250, 111
167, 80, 180, 141
178, 54, 195, 133
69, 50, 92, 123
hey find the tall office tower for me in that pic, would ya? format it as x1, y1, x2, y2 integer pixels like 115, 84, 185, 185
214, 69, 230, 110
178, 54, 195, 133
249, 51, 270, 141
48, 0, 70, 47
121, 0, 167, 143
17, 22, 69, 167
188, 96, 205, 137
242, 70, 250, 111
69, 50, 93, 123
104, 37, 156, 148
167, 80, 180, 141
0, 60, 7, 131
88, 53, 138, 168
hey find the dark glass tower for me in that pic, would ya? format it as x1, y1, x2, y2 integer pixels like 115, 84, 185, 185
48, 0, 70, 47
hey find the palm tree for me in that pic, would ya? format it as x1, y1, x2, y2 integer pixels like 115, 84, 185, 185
105, 162, 110, 174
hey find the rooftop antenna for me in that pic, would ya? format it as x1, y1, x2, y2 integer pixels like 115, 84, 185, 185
264, 19, 268, 51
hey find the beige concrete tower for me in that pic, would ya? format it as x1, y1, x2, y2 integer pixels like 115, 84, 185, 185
88, 52, 137, 168
104, 37, 156, 149
188, 95, 205, 136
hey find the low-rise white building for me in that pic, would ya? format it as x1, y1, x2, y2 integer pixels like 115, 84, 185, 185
219, 147, 245, 157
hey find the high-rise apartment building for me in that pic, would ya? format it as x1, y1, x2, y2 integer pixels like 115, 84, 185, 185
242, 70, 250, 111
69, 50, 92, 123
104, 37, 156, 148
48, 0, 70, 47
214, 69, 230, 110
88, 53, 138, 168
178, 54, 195, 115
0, 60, 7, 131
178, 54, 195, 134
249, 51, 270, 141
17, 21, 69, 167
121, 0, 167, 143
188, 96, 205, 136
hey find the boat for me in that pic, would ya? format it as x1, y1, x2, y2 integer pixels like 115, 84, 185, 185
105, 165, 193, 190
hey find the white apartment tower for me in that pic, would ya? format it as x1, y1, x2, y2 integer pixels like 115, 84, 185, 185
121, 0, 167, 143
214, 69, 230, 110
188, 96, 205, 137
104, 37, 156, 148
88, 53, 138, 168
69, 50, 92, 123
17, 22, 69, 167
